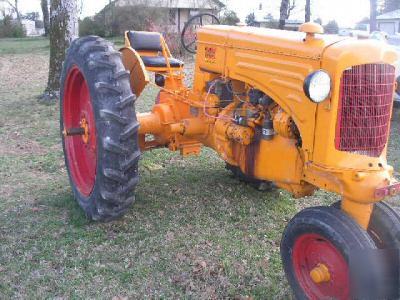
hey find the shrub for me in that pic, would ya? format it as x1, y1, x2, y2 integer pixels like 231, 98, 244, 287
324, 20, 339, 34
0, 16, 26, 38
220, 10, 240, 26
79, 17, 106, 37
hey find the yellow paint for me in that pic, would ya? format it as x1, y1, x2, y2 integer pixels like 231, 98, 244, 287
310, 263, 331, 284
120, 23, 399, 229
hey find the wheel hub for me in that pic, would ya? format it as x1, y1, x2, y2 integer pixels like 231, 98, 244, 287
62, 66, 97, 197
292, 233, 349, 299
309, 263, 330, 284
63, 116, 90, 144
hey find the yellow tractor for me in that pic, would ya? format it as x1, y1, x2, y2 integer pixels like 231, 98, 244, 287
60, 14, 400, 298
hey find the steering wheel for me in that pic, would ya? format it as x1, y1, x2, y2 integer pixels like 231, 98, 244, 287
181, 13, 220, 54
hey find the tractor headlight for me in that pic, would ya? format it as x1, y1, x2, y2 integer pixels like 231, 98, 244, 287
304, 70, 331, 103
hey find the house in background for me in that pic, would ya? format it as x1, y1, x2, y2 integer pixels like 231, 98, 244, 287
104, 0, 224, 33
377, 9, 400, 35
20, 19, 44, 36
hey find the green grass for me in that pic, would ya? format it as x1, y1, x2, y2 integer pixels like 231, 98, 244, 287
0, 37, 399, 299
0, 37, 50, 55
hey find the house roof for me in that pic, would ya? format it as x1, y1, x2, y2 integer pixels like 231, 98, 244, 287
377, 9, 400, 20
114, 0, 224, 9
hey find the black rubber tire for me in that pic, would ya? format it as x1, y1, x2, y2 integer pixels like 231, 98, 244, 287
60, 36, 140, 221
281, 206, 383, 300
332, 201, 400, 249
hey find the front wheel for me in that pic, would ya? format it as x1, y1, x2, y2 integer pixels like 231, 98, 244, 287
332, 201, 400, 249
281, 206, 384, 299
60, 36, 140, 221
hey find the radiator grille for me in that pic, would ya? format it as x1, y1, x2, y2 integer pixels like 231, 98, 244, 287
335, 64, 395, 157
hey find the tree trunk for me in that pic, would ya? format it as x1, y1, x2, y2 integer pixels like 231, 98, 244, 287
13, 0, 20, 22
305, 0, 311, 22
370, 0, 377, 32
44, 0, 78, 100
41, 0, 50, 36
279, 0, 289, 29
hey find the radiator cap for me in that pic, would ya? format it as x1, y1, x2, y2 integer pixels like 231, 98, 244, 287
299, 22, 324, 40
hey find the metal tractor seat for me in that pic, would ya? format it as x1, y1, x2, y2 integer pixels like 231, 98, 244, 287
126, 31, 183, 69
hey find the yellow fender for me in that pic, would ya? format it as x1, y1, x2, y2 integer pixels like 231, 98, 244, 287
120, 46, 149, 97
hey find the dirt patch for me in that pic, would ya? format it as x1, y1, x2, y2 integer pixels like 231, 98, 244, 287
0, 54, 48, 92
0, 130, 47, 155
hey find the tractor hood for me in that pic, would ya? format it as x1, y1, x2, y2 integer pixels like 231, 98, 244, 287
198, 25, 349, 61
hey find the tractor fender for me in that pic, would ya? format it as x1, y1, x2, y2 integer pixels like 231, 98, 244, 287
120, 46, 149, 97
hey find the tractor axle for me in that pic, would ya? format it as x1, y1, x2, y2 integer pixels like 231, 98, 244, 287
63, 127, 85, 136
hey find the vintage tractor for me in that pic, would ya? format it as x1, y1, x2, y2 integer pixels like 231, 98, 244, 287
60, 14, 400, 298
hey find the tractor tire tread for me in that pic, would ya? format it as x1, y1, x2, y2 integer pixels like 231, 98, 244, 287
95, 82, 123, 95
120, 122, 140, 140
122, 150, 141, 171
60, 36, 140, 222
99, 109, 129, 125
117, 94, 136, 109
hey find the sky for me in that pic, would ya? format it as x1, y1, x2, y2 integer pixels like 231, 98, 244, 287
9, 0, 370, 28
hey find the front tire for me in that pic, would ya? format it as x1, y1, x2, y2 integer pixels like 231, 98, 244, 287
281, 206, 383, 299
332, 201, 400, 249
60, 36, 140, 221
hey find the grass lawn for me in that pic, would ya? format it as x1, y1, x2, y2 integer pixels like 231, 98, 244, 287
0, 37, 399, 299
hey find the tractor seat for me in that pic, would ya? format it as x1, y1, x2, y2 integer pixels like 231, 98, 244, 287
127, 30, 184, 68
141, 56, 183, 68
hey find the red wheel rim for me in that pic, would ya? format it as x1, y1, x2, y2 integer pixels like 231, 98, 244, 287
63, 66, 97, 197
292, 233, 350, 299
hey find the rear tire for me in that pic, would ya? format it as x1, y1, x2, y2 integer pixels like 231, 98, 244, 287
60, 36, 140, 221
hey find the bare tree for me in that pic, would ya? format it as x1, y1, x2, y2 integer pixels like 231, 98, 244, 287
305, 0, 311, 22
41, 0, 50, 36
370, 0, 377, 31
0, 0, 21, 22
42, 0, 78, 102
279, 0, 296, 29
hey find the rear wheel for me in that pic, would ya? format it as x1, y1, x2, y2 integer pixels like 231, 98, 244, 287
61, 36, 140, 221
281, 206, 382, 300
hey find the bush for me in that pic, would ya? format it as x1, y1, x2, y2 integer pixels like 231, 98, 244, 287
324, 20, 339, 34
0, 16, 26, 38
78, 4, 167, 38
220, 10, 240, 26
79, 17, 106, 37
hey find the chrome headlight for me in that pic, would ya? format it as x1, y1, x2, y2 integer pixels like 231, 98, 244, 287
304, 70, 331, 103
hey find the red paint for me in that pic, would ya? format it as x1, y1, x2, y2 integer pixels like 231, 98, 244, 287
335, 64, 395, 157
292, 233, 350, 299
375, 182, 400, 198
63, 66, 97, 197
